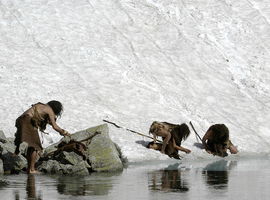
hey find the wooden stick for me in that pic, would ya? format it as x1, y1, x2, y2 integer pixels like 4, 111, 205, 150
103, 120, 163, 142
189, 121, 202, 142
41, 132, 100, 158
79, 131, 101, 143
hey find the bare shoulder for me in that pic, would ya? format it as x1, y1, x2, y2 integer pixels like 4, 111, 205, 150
202, 130, 213, 140
36, 103, 53, 115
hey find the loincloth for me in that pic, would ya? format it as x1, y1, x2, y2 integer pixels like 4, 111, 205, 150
14, 114, 43, 155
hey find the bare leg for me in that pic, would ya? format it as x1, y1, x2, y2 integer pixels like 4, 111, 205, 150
157, 129, 171, 154
228, 140, 238, 154
27, 147, 40, 174
229, 145, 238, 154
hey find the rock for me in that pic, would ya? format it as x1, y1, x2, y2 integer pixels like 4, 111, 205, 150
0, 124, 123, 175
38, 123, 123, 174
78, 124, 123, 172
0, 178, 8, 187
36, 158, 90, 175
0, 130, 7, 143
0, 140, 27, 174
0, 159, 4, 174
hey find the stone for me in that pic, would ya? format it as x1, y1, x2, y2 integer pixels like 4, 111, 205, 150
0, 159, 3, 174
0, 123, 123, 175
0, 131, 7, 144
42, 123, 123, 173
78, 124, 123, 172
0, 141, 27, 174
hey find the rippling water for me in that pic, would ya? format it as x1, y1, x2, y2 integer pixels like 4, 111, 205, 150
1, 156, 270, 200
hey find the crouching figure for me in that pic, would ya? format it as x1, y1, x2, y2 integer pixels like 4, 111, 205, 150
202, 124, 238, 157
147, 121, 191, 159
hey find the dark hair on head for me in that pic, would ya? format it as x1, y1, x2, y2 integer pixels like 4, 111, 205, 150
178, 123, 190, 141
210, 124, 230, 157
211, 124, 229, 143
47, 100, 63, 117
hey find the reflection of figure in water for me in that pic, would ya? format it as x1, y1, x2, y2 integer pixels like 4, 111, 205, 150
26, 175, 42, 200
149, 164, 189, 193
202, 124, 238, 157
202, 160, 237, 189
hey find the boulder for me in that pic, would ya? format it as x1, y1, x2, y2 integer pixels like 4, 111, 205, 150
0, 140, 27, 174
37, 123, 123, 174
77, 123, 123, 172
36, 157, 90, 175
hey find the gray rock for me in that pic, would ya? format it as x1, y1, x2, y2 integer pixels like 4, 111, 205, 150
36, 155, 91, 175
0, 159, 3, 174
0, 123, 123, 175
0, 131, 7, 143
38, 123, 123, 174
0, 141, 27, 174
80, 124, 123, 172
0, 178, 8, 187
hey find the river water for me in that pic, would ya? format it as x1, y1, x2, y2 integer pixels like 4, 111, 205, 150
1, 156, 270, 200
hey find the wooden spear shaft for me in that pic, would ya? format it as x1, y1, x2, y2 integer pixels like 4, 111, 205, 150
189, 121, 202, 142
103, 120, 163, 143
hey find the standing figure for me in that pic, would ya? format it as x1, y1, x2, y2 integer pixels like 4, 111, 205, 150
14, 100, 71, 174
202, 124, 238, 157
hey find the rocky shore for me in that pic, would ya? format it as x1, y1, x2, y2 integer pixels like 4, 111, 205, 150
0, 124, 124, 175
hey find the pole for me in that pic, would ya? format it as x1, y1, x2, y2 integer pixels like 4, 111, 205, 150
189, 121, 202, 142
103, 120, 163, 142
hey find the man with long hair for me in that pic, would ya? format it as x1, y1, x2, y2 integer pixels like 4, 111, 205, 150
14, 100, 71, 174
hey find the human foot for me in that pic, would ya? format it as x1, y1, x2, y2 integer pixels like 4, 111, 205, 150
27, 170, 41, 175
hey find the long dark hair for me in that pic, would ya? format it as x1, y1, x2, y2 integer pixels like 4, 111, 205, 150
178, 123, 191, 141
47, 100, 63, 118
211, 124, 230, 157
169, 123, 190, 146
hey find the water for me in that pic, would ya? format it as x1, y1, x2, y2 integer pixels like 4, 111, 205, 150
1, 156, 270, 200
1, 0, 270, 199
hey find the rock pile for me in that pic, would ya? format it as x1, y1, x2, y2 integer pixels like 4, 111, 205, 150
0, 124, 124, 175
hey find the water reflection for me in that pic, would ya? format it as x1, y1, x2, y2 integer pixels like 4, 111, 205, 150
202, 160, 237, 189
26, 175, 42, 200
55, 172, 121, 196
8, 171, 121, 199
148, 163, 189, 193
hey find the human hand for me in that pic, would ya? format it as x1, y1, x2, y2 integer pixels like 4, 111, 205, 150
206, 150, 212, 154
66, 133, 71, 138
185, 149, 191, 154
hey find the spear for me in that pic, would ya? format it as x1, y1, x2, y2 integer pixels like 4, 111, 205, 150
103, 120, 163, 142
189, 121, 202, 142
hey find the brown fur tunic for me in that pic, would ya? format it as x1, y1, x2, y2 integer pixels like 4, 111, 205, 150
162, 122, 190, 157
206, 124, 230, 157
14, 114, 43, 155
148, 122, 190, 159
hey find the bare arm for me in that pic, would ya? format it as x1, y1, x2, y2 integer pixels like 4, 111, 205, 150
43, 105, 71, 138
202, 130, 212, 154
172, 138, 191, 154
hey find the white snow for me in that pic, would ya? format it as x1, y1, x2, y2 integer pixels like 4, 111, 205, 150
1, 0, 270, 163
